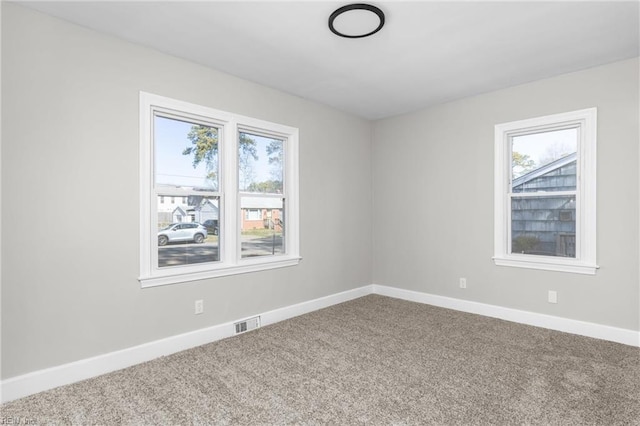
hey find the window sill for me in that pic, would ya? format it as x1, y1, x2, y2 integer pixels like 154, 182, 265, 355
139, 256, 302, 288
493, 256, 598, 275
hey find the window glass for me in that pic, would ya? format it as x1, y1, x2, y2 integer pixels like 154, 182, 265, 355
155, 115, 219, 191
240, 197, 284, 258
154, 114, 221, 270
511, 195, 576, 257
238, 132, 284, 194
509, 128, 578, 258
156, 195, 220, 268
511, 128, 577, 192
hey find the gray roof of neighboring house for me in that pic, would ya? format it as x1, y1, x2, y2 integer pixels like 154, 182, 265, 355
512, 152, 577, 188
172, 205, 187, 215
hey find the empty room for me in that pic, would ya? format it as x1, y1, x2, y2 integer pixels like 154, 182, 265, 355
1, 1, 639, 424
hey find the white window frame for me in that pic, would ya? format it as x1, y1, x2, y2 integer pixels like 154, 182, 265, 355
494, 108, 598, 275
139, 92, 300, 287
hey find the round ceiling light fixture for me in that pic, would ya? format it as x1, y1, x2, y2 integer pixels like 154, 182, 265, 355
328, 3, 385, 39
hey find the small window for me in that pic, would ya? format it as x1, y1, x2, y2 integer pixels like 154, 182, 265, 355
559, 211, 573, 222
494, 108, 597, 274
140, 92, 300, 287
245, 209, 262, 221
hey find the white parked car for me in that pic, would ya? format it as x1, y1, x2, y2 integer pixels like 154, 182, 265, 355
158, 223, 207, 246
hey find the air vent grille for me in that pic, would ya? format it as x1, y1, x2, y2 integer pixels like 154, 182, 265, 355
234, 316, 260, 334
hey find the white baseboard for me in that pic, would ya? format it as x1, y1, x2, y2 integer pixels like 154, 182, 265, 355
3, 283, 637, 403
0, 285, 373, 403
372, 284, 640, 347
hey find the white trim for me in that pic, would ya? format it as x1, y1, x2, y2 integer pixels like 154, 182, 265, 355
139, 256, 302, 288
0, 285, 372, 403
372, 285, 639, 347
494, 108, 597, 274
2, 284, 638, 403
493, 255, 597, 275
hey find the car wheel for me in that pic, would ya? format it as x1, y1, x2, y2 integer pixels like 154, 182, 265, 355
194, 233, 204, 244
213, 228, 219, 236
158, 235, 168, 246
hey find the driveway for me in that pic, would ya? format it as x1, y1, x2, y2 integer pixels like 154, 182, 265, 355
157, 234, 284, 267
241, 234, 284, 257
158, 242, 219, 267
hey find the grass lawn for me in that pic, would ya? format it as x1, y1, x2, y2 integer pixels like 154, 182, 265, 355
241, 228, 283, 238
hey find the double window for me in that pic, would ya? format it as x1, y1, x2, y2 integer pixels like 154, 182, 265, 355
139, 93, 300, 287
494, 108, 597, 274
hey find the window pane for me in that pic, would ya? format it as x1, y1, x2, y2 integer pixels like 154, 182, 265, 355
157, 195, 220, 267
238, 132, 284, 194
512, 128, 577, 192
511, 195, 576, 258
240, 197, 284, 258
155, 115, 219, 191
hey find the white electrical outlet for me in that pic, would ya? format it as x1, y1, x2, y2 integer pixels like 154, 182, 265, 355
548, 291, 557, 304
459, 278, 467, 289
195, 299, 204, 314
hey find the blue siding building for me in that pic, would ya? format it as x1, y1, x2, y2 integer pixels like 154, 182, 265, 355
511, 153, 577, 257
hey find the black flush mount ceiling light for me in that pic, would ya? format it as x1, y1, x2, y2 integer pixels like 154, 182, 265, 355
328, 3, 385, 39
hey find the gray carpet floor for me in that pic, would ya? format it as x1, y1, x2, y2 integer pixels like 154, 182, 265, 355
2, 295, 639, 425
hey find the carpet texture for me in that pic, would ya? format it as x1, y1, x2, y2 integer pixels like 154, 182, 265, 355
2, 295, 639, 425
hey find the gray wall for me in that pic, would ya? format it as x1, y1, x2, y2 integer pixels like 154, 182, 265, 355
1, 4, 372, 378
372, 58, 639, 331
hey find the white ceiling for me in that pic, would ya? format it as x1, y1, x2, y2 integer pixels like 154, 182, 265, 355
21, 1, 640, 120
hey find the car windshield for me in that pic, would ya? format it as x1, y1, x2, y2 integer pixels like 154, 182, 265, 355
160, 224, 177, 231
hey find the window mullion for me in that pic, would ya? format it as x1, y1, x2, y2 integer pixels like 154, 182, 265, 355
508, 190, 577, 198
223, 123, 238, 264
